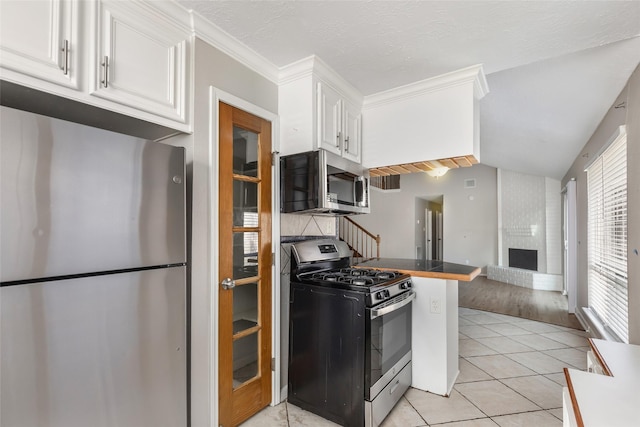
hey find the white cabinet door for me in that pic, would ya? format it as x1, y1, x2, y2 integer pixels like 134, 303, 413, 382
91, 1, 188, 125
342, 101, 361, 163
0, 0, 80, 90
317, 81, 342, 156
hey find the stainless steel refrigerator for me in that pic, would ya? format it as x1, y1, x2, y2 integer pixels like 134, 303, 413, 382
0, 106, 187, 427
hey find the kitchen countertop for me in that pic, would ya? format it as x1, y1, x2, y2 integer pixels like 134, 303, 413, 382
352, 258, 480, 281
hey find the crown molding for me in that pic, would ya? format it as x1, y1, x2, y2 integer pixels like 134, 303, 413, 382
363, 64, 489, 110
139, 0, 193, 32
278, 55, 363, 104
278, 56, 317, 84
189, 11, 280, 84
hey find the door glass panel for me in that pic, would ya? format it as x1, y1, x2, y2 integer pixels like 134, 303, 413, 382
233, 282, 258, 333
233, 180, 258, 227
233, 232, 259, 279
233, 127, 259, 177
233, 332, 259, 389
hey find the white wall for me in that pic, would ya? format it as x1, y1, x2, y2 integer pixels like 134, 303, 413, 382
353, 164, 498, 271
562, 63, 640, 344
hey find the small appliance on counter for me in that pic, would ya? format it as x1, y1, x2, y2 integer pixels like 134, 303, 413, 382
288, 239, 414, 427
280, 150, 370, 215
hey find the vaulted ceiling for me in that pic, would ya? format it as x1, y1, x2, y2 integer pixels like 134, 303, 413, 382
178, 0, 640, 180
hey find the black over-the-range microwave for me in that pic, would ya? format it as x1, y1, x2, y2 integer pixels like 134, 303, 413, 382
280, 150, 370, 215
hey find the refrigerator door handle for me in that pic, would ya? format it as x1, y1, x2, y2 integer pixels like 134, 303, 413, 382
221, 277, 236, 290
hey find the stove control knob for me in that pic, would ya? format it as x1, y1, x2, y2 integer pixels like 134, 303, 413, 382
375, 291, 384, 300
402, 281, 412, 289
384, 290, 391, 298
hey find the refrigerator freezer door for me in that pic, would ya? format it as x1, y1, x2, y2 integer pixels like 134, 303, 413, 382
0, 266, 187, 427
0, 106, 186, 283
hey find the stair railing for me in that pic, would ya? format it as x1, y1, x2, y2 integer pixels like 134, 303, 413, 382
338, 216, 381, 259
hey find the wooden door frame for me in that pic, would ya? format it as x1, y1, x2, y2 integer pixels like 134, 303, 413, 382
208, 87, 280, 427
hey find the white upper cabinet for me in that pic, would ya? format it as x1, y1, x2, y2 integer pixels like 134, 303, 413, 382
341, 99, 362, 164
317, 81, 343, 156
0, 0, 80, 90
0, 0, 191, 133
362, 65, 488, 169
317, 82, 362, 163
279, 56, 363, 163
90, 1, 189, 126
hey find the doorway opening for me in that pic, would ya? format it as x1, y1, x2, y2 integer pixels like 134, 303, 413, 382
416, 196, 443, 261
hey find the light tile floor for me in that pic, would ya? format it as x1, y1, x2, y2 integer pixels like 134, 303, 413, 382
240, 308, 590, 426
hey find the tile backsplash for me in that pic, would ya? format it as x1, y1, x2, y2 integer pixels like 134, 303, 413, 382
280, 213, 337, 238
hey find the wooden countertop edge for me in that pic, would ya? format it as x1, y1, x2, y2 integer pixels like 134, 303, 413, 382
563, 368, 585, 427
357, 265, 481, 282
587, 338, 614, 377
405, 266, 481, 281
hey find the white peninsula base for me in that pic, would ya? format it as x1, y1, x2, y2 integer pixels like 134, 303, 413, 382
411, 277, 459, 396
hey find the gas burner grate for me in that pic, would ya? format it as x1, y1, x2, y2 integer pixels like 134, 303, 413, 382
339, 276, 375, 286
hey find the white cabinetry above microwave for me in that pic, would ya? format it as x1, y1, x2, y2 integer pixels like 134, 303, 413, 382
0, 0, 191, 133
317, 82, 362, 163
279, 56, 363, 163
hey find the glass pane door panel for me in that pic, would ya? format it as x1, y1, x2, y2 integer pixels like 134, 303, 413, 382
233, 232, 259, 279
233, 180, 258, 227
233, 126, 259, 177
233, 282, 258, 332
233, 332, 259, 389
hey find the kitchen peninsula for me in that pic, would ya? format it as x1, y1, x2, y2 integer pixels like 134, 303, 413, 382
354, 258, 480, 396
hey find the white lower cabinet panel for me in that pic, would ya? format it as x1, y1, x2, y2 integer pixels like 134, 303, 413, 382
411, 277, 459, 396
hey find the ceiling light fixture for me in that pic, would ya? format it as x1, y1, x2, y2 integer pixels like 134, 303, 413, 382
426, 166, 449, 178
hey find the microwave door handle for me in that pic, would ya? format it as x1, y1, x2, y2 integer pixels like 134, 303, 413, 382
355, 176, 365, 207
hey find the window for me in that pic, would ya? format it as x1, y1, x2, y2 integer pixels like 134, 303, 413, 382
586, 126, 628, 343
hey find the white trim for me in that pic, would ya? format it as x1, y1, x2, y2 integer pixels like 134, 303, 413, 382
583, 125, 627, 171
562, 179, 577, 313
580, 307, 623, 342
208, 88, 281, 425
208, 86, 220, 427
363, 64, 489, 109
138, 0, 193, 32
278, 55, 363, 106
497, 168, 503, 266
191, 13, 280, 84
278, 56, 316, 84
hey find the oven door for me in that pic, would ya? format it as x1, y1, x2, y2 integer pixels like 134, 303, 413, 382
365, 290, 415, 400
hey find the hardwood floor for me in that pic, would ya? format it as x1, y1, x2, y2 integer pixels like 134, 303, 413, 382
459, 275, 583, 330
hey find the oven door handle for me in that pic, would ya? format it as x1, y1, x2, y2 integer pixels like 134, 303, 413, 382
370, 290, 416, 319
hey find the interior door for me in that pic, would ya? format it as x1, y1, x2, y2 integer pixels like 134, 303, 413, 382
218, 102, 272, 427
436, 212, 443, 260
426, 209, 433, 260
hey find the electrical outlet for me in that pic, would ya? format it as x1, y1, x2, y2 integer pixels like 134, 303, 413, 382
430, 297, 441, 314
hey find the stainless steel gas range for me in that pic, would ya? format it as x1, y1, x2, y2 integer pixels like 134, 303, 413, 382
287, 239, 415, 427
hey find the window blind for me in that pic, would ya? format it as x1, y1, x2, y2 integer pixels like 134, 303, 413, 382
586, 127, 628, 343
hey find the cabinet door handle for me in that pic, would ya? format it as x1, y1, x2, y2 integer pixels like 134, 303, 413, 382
336, 131, 341, 148
101, 56, 109, 88
345, 135, 350, 153
61, 40, 69, 75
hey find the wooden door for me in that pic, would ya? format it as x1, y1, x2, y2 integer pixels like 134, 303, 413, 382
218, 102, 272, 427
